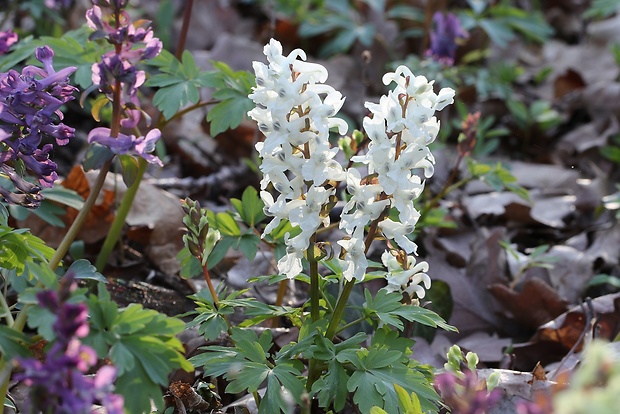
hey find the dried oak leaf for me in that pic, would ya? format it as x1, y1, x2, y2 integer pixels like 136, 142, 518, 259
61, 165, 116, 244
489, 278, 569, 330
511, 293, 620, 370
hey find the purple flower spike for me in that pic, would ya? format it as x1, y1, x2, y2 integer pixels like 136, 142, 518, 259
426, 12, 468, 66
0, 30, 18, 55
0, 45, 77, 207
17, 282, 124, 414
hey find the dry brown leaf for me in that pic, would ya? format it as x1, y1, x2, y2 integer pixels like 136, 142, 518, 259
554, 68, 586, 100
489, 278, 569, 330
512, 293, 620, 370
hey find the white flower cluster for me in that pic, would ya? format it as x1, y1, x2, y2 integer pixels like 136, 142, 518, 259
248, 39, 348, 278
249, 40, 455, 299
340, 65, 455, 296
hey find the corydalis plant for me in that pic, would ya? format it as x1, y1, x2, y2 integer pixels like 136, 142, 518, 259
426, 12, 469, 66
16, 276, 123, 414
85, 0, 163, 164
249, 40, 455, 299
0, 46, 77, 207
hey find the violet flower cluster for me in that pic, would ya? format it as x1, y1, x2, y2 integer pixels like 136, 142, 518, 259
85, 0, 163, 166
249, 39, 455, 299
426, 12, 469, 66
0, 46, 77, 207
16, 277, 123, 414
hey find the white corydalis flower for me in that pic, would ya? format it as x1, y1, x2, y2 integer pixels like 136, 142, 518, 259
249, 39, 347, 279
347, 65, 454, 290
381, 250, 431, 298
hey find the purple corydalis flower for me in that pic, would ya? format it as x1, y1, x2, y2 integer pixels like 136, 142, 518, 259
427, 12, 468, 66
16, 280, 124, 414
86, 1, 162, 132
0, 30, 18, 55
0, 46, 77, 207
88, 127, 163, 166
434, 370, 502, 414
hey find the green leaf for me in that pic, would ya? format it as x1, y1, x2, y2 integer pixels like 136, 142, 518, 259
147, 50, 212, 119
232, 186, 266, 227
343, 353, 440, 414
479, 18, 515, 48
0, 325, 30, 358
206, 235, 236, 270
82, 144, 115, 171
0, 226, 55, 273
394, 383, 423, 414
236, 233, 260, 260
66, 259, 107, 283
213, 212, 241, 236
86, 293, 192, 414
40, 187, 84, 210
584, 0, 620, 19
0, 204, 8, 226
177, 246, 202, 278
363, 289, 406, 330
207, 90, 254, 136
118, 154, 140, 187
411, 280, 453, 341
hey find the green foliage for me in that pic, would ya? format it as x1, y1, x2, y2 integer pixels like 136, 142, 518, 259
201, 62, 255, 136
0, 326, 30, 359
601, 134, 620, 164
230, 186, 266, 228
506, 99, 562, 133
184, 288, 234, 341
584, 0, 620, 19
337, 345, 439, 413
1, 181, 84, 228
411, 280, 453, 342
468, 159, 530, 201
0, 225, 55, 274
85, 287, 193, 414
363, 289, 456, 332
147, 50, 214, 119
459, 1, 553, 48
149, 52, 254, 134
191, 328, 306, 414
0, 26, 107, 87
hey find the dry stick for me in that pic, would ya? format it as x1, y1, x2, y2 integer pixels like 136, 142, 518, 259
549, 298, 596, 381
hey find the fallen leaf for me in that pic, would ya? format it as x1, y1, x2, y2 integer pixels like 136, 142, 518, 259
489, 278, 569, 330
554, 69, 586, 100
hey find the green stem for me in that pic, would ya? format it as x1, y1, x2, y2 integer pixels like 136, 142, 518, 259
0, 290, 14, 327
324, 213, 383, 341
0, 356, 11, 410
51, 160, 113, 271
336, 316, 368, 335
159, 99, 218, 129
309, 236, 319, 322
324, 279, 354, 341
95, 158, 147, 271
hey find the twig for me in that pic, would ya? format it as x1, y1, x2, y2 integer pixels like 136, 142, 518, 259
549, 298, 596, 381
